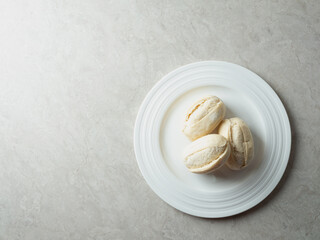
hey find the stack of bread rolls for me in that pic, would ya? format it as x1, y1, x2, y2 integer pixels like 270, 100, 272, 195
182, 96, 254, 174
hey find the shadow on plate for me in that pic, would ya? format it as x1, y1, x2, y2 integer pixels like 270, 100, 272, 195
211, 129, 264, 181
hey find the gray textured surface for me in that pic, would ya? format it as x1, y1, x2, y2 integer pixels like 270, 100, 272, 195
0, 0, 319, 239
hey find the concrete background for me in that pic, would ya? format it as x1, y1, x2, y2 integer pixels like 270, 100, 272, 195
0, 0, 319, 239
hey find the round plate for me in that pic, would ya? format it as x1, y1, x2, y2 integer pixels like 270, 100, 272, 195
134, 61, 291, 218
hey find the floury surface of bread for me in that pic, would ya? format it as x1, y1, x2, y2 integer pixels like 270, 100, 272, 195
182, 96, 225, 141
183, 134, 231, 174
218, 117, 254, 170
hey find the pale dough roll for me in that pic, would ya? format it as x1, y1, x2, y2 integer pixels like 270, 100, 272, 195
218, 117, 254, 170
183, 134, 231, 174
183, 96, 226, 141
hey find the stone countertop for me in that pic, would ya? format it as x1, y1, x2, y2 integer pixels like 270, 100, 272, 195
0, 1, 319, 239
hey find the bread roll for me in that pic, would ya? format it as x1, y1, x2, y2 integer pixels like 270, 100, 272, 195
182, 96, 226, 141
183, 134, 231, 174
218, 117, 254, 170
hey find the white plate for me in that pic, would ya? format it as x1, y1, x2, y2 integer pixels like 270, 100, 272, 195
134, 61, 291, 218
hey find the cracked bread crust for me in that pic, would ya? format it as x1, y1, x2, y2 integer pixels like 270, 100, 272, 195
182, 96, 226, 141
218, 118, 254, 170
183, 134, 231, 174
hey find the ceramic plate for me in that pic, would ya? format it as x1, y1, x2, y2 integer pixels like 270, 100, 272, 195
134, 61, 291, 218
